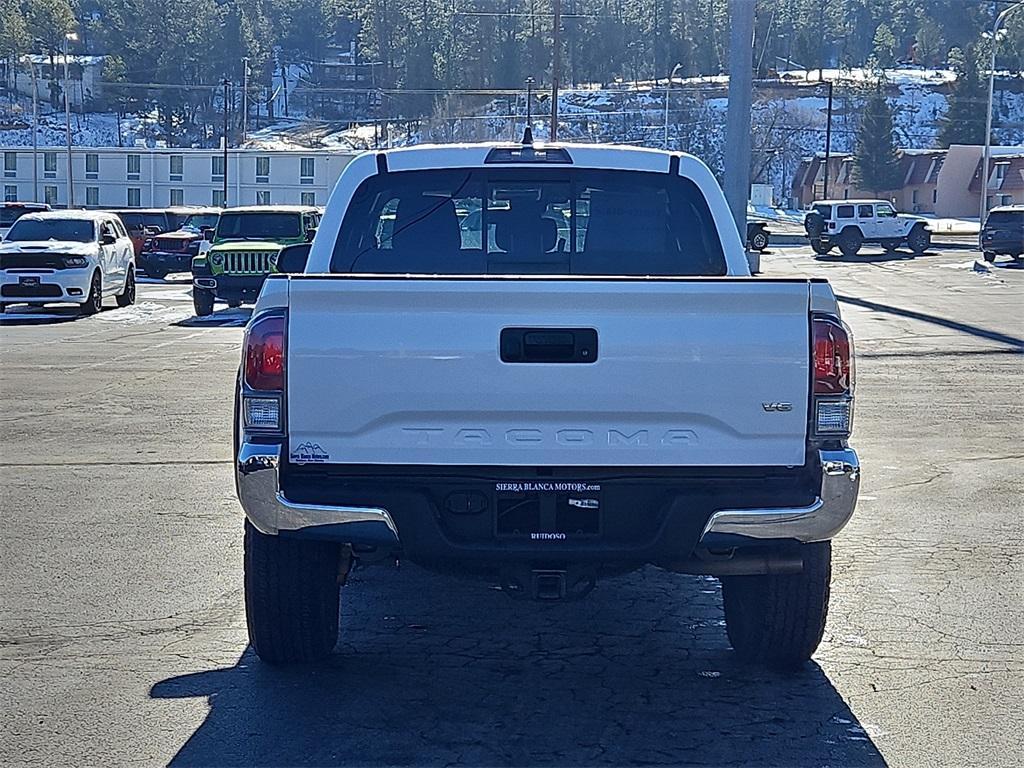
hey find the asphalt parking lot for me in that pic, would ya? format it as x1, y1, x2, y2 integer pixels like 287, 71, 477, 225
1, 245, 1022, 767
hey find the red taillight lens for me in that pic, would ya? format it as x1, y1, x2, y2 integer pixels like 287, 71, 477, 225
244, 314, 286, 391
813, 317, 853, 395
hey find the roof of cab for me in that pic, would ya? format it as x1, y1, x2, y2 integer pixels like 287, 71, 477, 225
222, 205, 318, 214
812, 199, 889, 206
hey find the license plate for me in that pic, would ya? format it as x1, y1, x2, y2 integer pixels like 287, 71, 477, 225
19, 276, 40, 286
495, 481, 602, 538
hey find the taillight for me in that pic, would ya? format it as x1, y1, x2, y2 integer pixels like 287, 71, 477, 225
242, 313, 286, 432
812, 316, 854, 436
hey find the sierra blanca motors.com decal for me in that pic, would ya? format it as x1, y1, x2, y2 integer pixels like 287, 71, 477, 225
290, 442, 330, 463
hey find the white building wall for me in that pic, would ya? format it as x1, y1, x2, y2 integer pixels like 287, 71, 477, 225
1, 147, 359, 210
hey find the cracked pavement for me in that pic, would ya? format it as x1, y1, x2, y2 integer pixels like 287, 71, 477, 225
1, 248, 1022, 767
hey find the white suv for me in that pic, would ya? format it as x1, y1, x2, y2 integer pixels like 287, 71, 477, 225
0, 211, 136, 315
805, 199, 931, 257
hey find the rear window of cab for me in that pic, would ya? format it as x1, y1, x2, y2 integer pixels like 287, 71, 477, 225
330, 168, 727, 276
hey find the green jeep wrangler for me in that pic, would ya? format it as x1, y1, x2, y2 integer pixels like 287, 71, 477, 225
191, 205, 319, 316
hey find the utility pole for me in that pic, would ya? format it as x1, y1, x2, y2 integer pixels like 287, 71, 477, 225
823, 77, 834, 198
63, 33, 78, 208
664, 63, 683, 150
980, 1, 1024, 228
222, 79, 230, 206
550, 0, 561, 141
525, 76, 535, 142
723, 0, 754, 240
242, 57, 249, 145
30, 59, 39, 202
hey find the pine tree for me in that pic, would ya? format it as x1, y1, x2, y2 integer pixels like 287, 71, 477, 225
853, 81, 902, 195
938, 45, 989, 148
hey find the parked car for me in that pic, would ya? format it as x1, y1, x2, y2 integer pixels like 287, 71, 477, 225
190, 205, 319, 316
234, 142, 859, 670
980, 205, 1024, 263
1, 202, 51, 241
111, 208, 196, 257
0, 210, 136, 314
804, 199, 931, 257
746, 219, 770, 251
138, 208, 221, 279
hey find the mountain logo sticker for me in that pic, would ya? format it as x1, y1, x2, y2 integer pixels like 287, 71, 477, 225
290, 442, 330, 463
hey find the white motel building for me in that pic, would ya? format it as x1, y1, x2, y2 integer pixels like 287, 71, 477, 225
1, 147, 361, 209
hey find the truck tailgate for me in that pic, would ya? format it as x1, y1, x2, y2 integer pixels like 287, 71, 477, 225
286, 278, 810, 467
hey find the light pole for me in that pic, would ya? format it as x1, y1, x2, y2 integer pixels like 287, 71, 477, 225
222, 79, 231, 206
664, 63, 683, 150
242, 57, 249, 144
63, 32, 78, 207
550, 0, 561, 141
29, 56, 39, 202
979, 1, 1023, 229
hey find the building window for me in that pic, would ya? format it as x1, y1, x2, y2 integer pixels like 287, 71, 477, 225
211, 156, 224, 181
85, 153, 98, 179
127, 187, 141, 207
169, 154, 183, 181
86, 186, 99, 206
44, 152, 58, 178
255, 190, 271, 205
169, 188, 184, 206
44, 185, 58, 205
4, 185, 17, 202
255, 156, 270, 183
212, 189, 225, 207
932, 189, 938, 204
911, 189, 918, 205
994, 163, 1008, 181
300, 157, 315, 184
3, 152, 16, 177
127, 154, 141, 180
300, 191, 316, 207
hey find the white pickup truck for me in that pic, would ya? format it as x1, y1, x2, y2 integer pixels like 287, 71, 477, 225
235, 142, 860, 670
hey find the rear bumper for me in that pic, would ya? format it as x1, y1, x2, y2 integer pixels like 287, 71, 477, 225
141, 251, 193, 273
236, 444, 859, 558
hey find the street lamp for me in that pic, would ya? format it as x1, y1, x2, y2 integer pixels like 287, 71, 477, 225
664, 63, 683, 150
979, 1, 1024, 229
63, 32, 78, 208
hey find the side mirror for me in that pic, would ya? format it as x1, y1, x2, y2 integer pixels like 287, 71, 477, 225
203, 228, 215, 242
102, 233, 116, 245
277, 243, 311, 274
305, 226, 317, 243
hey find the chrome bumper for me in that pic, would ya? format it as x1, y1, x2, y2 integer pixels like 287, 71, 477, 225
699, 449, 860, 544
236, 443, 858, 548
236, 443, 400, 546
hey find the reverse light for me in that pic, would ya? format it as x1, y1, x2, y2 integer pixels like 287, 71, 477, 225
244, 397, 281, 430
816, 400, 852, 434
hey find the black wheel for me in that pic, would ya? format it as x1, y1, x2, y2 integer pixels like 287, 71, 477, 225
837, 229, 863, 257
722, 541, 831, 671
193, 288, 215, 316
810, 239, 833, 255
147, 268, 168, 280
80, 271, 103, 315
880, 239, 901, 252
982, 251, 996, 263
907, 226, 930, 255
227, 299, 243, 308
116, 267, 136, 307
750, 229, 769, 251
244, 520, 341, 664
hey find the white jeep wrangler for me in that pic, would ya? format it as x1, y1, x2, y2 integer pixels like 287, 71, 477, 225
805, 199, 931, 257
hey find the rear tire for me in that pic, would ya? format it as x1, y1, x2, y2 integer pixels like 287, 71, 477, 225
116, 267, 136, 307
722, 541, 831, 671
982, 251, 996, 263
193, 288, 215, 317
244, 520, 341, 664
147, 268, 168, 280
837, 229, 863, 257
227, 299, 243, 309
80, 271, 103, 316
907, 226, 930, 255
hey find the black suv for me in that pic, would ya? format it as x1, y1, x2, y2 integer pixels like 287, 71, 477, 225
981, 206, 1024, 263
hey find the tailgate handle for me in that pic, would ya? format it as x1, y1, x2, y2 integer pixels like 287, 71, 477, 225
500, 327, 598, 364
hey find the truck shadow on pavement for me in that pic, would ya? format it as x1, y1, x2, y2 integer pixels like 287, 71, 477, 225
0, 305, 91, 325
174, 307, 252, 328
151, 565, 886, 767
